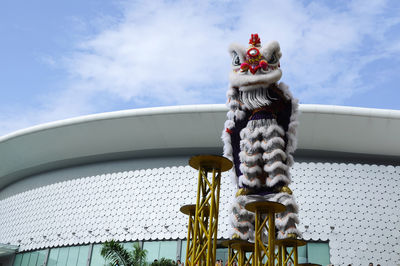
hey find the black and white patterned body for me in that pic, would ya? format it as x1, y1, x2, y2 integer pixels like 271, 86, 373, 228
222, 34, 301, 241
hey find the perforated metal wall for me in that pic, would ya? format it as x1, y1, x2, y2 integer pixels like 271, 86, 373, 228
1, 161, 399, 265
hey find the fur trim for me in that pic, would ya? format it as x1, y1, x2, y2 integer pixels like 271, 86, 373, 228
286, 154, 294, 167
239, 151, 263, 165
260, 41, 282, 61
229, 71, 282, 92
275, 213, 300, 228
263, 161, 289, 173
226, 111, 235, 120
235, 109, 246, 120
240, 139, 262, 153
235, 195, 252, 205
239, 174, 263, 188
260, 137, 285, 150
259, 124, 285, 138
240, 88, 272, 109
228, 43, 247, 63
266, 174, 290, 187
228, 99, 241, 110
229, 228, 255, 241
240, 123, 284, 140
271, 193, 299, 213
240, 164, 263, 175
262, 149, 287, 161
221, 133, 232, 160
230, 215, 254, 228
280, 227, 303, 239
276, 227, 302, 240
226, 87, 237, 98
224, 120, 235, 129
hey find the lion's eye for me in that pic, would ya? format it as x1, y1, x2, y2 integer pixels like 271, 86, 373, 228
268, 53, 278, 64
232, 51, 241, 66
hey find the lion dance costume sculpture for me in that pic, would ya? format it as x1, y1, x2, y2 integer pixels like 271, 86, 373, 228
222, 34, 301, 241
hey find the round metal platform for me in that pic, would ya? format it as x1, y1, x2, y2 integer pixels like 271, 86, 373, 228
221, 239, 254, 252
231, 241, 254, 252
221, 239, 237, 247
180, 204, 196, 216
180, 204, 209, 216
275, 238, 307, 247
189, 155, 233, 172
245, 201, 286, 214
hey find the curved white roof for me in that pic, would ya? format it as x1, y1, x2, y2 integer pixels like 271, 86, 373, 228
1, 104, 400, 189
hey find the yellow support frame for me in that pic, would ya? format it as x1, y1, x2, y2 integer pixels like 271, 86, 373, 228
222, 240, 254, 266
183, 155, 232, 266
180, 204, 209, 265
245, 201, 286, 266
276, 239, 306, 266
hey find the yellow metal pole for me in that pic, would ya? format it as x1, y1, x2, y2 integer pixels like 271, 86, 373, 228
254, 209, 260, 266
228, 244, 232, 266
277, 244, 282, 266
183, 155, 232, 266
238, 249, 243, 266
191, 167, 203, 266
213, 170, 221, 266
275, 239, 306, 266
185, 214, 193, 266
283, 246, 287, 265
206, 168, 215, 266
268, 211, 274, 266
212, 171, 221, 265
244, 202, 285, 266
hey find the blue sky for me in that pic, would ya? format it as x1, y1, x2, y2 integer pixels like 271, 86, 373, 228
1, 0, 400, 135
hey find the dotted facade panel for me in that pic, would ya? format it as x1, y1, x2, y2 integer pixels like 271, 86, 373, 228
1, 162, 399, 265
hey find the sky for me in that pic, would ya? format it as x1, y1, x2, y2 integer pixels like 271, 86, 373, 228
1, 0, 400, 136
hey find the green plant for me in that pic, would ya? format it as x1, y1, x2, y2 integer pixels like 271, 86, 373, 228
150, 258, 175, 266
101, 240, 148, 266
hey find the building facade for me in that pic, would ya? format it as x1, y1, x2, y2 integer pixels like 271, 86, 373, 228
0, 104, 399, 266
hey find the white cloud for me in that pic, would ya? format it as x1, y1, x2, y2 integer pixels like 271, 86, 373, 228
1, 0, 400, 135
64, 0, 400, 105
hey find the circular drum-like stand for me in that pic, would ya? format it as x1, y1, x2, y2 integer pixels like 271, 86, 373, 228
180, 204, 210, 265
222, 239, 254, 266
275, 238, 306, 266
182, 155, 232, 266
245, 201, 286, 266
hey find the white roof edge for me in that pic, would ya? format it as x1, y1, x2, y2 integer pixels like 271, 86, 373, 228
1, 104, 400, 143
1, 103, 400, 189
0, 104, 226, 143
301, 104, 400, 119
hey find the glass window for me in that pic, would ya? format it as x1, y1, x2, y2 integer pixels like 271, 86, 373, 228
37, 250, 47, 266
13, 253, 23, 266
13, 250, 47, 266
298, 245, 307, 264
216, 248, 229, 265
66, 246, 80, 265
57, 247, 69, 266
47, 248, 60, 266
180, 240, 187, 264
307, 242, 330, 266
28, 251, 38, 266
20, 253, 30, 266
159, 241, 177, 261
76, 245, 90, 266
121, 242, 139, 254
143, 241, 160, 263
89, 244, 107, 266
